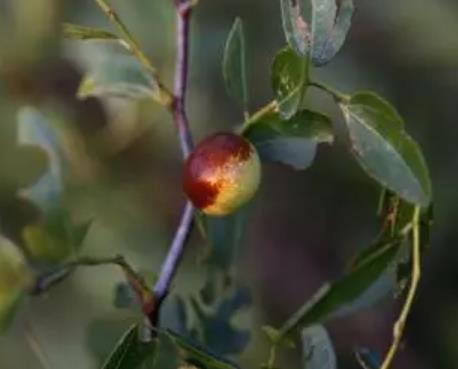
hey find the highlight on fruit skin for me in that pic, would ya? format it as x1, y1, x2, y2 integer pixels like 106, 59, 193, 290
183, 132, 261, 216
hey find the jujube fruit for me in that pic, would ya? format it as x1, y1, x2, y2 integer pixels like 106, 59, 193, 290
183, 132, 261, 216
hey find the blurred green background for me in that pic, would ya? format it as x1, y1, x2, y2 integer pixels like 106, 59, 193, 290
0, 0, 457, 368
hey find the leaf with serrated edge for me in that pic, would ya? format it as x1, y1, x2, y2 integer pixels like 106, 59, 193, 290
223, 18, 248, 110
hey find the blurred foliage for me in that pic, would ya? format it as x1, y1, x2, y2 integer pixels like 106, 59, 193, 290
0, 0, 456, 369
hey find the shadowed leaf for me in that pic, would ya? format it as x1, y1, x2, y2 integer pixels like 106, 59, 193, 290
223, 17, 249, 110
243, 110, 333, 169
278, 237, 402, 339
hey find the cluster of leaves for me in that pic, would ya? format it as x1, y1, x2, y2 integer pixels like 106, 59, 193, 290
0, 0, 435, 369
221, 0, 433, 368
0, 107, 92, 330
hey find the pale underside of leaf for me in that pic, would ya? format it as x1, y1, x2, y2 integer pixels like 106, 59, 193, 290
342, 105, 431, 206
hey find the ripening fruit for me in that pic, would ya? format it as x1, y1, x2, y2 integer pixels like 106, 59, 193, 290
183, 132, 261, 216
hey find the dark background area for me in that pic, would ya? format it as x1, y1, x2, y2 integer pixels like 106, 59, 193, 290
0, 0, 457, 368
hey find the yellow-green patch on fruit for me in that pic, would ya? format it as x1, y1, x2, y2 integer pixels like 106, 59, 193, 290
183, 132, 261, 216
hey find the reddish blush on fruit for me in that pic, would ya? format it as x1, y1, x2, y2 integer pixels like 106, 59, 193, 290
183, 132, 261, 216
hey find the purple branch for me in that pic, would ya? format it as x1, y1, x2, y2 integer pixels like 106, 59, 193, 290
150, 0, 195, 325
172, 0, 194, 158
152, 201, 194, 301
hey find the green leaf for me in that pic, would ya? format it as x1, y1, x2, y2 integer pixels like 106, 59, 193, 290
175, 272, 252, 356
301, 325, 336, 369
271, 47, 308, 119
77, 56, 160, 100
17, 106, 62, 212
72, 219, 93, 250
103, 324, 238, 369
22, 209, 91, 264
101, 325, 160, 369
339, 92, 432, 207
279, 0, 311, 56
62, 23, 119, 41
243, 110, 333, 170
167, 330, 239, 369
310, 0, 354, 66
278, 237, 402, 339
223, 17, 249, 110
0, 237, 32, 331
0, 109, 49, 194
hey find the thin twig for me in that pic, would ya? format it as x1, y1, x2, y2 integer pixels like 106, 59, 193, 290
170, 0, 195, 158
148, 0, 197, 325
379, 206, 421, 369
152, 201, 194, 306
93, 0, 172, 106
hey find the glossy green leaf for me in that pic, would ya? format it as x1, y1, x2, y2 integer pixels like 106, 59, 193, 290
77, 56, 160, 100
340, 92, 432, 207
301, 325, 336, 369
103, 324, 238, 369
223, 17, 248, 110
278, 237, 402, 339
311, 0, 354, 66
101, 325, 159, 369
243, 110, 333, 169
280, 0, 311, 56
62, 23, 119, 41
271, 47, 308, 119
0, 237, 32, 331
